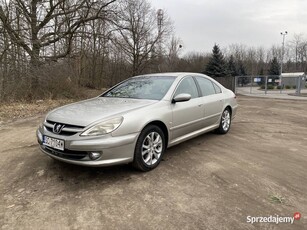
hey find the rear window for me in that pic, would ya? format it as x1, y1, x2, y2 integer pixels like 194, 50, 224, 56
195, 77, 216, 96
213, 82, 222, 93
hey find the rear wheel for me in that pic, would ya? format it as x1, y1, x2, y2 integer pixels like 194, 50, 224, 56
132, 125, 165, 171
216, 108, 231, 134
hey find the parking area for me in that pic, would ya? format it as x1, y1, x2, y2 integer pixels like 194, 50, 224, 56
236, 87, 307, 100
0, 96, 306, 229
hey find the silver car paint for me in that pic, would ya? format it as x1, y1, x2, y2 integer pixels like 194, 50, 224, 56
37, 72, 238, 166
47, 97, 158, 127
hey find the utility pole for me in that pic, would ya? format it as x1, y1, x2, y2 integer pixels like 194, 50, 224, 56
157, 9, 164, 56
157, 9, 164, 71
279, 31, 287, 92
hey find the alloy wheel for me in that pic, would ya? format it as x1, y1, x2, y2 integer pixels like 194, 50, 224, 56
141, 132, 163, 166
222, 109, 231, 132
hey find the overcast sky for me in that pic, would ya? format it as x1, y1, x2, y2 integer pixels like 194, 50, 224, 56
151, 0, 307, 54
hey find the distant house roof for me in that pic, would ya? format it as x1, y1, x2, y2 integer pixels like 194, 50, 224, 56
281, 72, 305, 77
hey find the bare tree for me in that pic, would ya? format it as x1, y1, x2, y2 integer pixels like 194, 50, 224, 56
0, 0, 116, 65
290, 34, 307, 72
113, 0, 172, 76
0, 0, 117, 92
164, 36, 183, 71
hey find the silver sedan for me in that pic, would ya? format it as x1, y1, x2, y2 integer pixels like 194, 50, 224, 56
37, 73, 238, 171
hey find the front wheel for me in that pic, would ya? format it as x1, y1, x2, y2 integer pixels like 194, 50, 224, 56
216, 108, 231, 134
132, 125, 166, 171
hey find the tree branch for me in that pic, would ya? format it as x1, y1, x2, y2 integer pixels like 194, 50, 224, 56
0, 6, 33, 56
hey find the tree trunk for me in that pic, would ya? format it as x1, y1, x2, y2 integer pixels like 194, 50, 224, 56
29, 45, 41, 95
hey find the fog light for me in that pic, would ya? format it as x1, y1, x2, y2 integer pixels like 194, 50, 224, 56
89, 152, 102, 160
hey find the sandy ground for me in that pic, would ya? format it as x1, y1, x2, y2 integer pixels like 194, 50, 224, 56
0, 96, 306, 230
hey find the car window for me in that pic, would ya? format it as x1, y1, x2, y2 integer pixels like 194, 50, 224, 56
102, 76, 176, 100
174, 77, 199, 99
213, 82, 222, 93
195, 77, 216, 96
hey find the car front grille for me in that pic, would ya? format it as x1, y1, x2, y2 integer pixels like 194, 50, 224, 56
43, 146, 88, 160
44, 120, 85, 136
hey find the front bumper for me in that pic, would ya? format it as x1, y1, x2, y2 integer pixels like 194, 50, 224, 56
37, 127, 139, 167
232, 104, 238, 119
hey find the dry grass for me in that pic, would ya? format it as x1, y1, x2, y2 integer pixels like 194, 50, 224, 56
0, 88, 102, 125
0, 99, 74, 124
269, 194, 285, 204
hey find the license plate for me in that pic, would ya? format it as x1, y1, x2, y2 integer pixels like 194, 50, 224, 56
43, 136, 64, 151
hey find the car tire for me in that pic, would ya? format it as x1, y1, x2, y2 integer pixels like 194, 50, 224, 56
216, 108, 231, 134
132, 125, 166, 171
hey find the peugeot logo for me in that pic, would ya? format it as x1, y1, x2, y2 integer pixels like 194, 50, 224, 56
53, 123, 64, 134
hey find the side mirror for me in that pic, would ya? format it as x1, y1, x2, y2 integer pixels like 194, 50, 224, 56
172, 93, 191, 103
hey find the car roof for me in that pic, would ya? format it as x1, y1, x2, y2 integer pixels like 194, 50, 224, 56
134, 72, 207, 78
132, 72, 227, 91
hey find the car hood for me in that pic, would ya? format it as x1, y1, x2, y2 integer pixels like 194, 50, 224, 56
46, 97, 157, 127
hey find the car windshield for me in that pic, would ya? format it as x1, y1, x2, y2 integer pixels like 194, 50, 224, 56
102, 76, 176, 100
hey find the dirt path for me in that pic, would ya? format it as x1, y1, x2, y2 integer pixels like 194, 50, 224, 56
0, 96, 306, 229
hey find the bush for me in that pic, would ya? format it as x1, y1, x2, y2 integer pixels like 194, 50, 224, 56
276, 85, 282, 89
260, 85, 275, 90
292, 85, 296, 89
0, 61, 84, 102
285, 85, 291, 89
267, 85, 274, 90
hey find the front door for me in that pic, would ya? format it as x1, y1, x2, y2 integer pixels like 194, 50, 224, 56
171, 77, 204, 140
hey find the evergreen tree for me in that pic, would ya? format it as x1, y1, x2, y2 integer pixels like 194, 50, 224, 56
237, 60, 247, 76
268, 57, 280, 75
237, 60, 248, 86
204, 44, 227, 77
227, 55, 237, 77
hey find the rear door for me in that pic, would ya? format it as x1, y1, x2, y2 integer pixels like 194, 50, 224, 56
195, 76, 224, 127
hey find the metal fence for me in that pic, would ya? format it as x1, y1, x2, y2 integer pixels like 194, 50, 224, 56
211, 76, 235, 92
235, 75, 307, 95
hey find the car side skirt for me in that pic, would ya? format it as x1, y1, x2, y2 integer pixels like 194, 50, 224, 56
168, 124, 219, 148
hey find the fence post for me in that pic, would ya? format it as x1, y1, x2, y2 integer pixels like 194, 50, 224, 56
280, 75, 283, 94
297, 76, 301, 95
265, 76, 268, 94
235, 76, 239, 94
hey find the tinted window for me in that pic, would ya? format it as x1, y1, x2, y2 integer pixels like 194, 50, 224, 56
103, 76, 176, 100
174, 77, 199, 99
213, 82, 222, 93
196, 77, 216, 96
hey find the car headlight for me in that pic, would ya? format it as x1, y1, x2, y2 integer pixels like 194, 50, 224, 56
80, 117, 123, 136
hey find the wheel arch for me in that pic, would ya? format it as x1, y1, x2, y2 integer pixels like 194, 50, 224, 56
142, 120, 169, 147
132, 120, 169, 171
224, 105, 232, 116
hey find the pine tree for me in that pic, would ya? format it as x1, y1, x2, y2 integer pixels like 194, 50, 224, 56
268, 57, 280, 75
204, 44, 227, 77
237, 60, 248, 86
237, 60, 247, 76
227, 55, 237, 77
